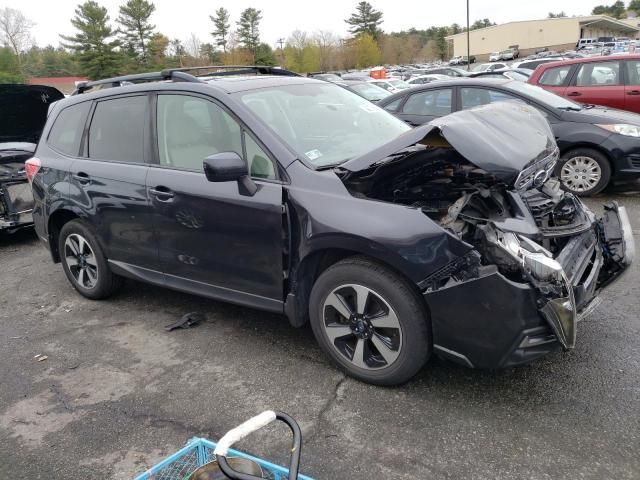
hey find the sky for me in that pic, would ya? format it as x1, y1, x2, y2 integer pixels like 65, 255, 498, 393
3, 0, 619, 49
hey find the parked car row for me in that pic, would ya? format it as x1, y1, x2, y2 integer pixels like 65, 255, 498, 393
16, 66, 632, 387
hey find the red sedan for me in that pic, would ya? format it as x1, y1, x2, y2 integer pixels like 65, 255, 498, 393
528, 55, 640, 113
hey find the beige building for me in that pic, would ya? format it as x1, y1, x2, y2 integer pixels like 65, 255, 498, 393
446, 15, 640, 62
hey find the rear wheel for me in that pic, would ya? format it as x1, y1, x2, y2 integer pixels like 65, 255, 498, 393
309, 256, 431, 385
557, 148, 611, 196
58, 220, 121, 299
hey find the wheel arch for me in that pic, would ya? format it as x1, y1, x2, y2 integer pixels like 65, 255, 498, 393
47, 208, 82, 262
285, 243, 429, 328
560, 142, 615, 173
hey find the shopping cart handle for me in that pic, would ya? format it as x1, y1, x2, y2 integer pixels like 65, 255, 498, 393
214, 411, 302, 480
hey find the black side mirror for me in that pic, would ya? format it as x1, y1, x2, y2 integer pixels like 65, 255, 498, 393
203, 152, 257, 196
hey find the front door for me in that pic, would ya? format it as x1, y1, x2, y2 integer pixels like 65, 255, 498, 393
147, 93, 284, 305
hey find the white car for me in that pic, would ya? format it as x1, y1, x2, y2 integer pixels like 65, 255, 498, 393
474, 62, 509, 72
489, 52, 501, 62
369, 79, 411, 93
449, 56, 463, 65
407, 74, 450, 85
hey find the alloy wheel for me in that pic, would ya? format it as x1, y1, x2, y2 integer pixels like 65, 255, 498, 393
560, 156, 602, 193
322, 284, 402, 370
64, 233, 99, 289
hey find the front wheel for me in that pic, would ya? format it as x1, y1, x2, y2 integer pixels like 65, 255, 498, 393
557, 148, 611, 196
309, 256, 431, 386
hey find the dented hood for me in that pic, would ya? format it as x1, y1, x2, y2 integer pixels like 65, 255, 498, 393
341, 102, 557, 182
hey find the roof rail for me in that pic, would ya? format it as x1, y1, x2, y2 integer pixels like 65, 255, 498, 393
73, 70, 204, 95
162, 65, 301, 78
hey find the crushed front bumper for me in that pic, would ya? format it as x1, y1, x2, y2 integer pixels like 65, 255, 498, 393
424, 200, 634, 369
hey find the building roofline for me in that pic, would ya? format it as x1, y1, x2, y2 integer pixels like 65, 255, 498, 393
445, 14, 639, 40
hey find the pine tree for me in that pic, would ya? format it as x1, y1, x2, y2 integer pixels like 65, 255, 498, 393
210, 7, 231, 53
345, 2, 383, 40
236, 8, 262, 59
61, 1, 122, 79
117, 0, 156, 63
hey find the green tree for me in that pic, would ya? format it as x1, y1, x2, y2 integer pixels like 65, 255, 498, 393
199, 42, 221, 63
117, 0, 156, 63
351, 32, 380, 68
592, 1, 626, 18
548, 11, 567, 18
470, 18, 495, 30
236, 8, 262, 58
346, 1, 383, 40
0, 46, 24, 82
210, 7, 231, 53
61, 1, 122, 79
628, 0, 640, 14
255, 42, 276, 66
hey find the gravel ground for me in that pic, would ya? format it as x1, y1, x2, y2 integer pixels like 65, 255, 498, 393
0, 192, 638, 480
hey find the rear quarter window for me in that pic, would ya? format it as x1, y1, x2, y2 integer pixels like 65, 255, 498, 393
47, 101, 91, 156
539, 65, 572, 86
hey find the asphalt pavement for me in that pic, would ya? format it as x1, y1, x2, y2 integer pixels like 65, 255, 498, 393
0, 192, 638, 480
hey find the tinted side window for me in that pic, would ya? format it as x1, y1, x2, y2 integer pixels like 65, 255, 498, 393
625, 60, 640, 85
402, 89, 452, 116
575, 61, 620, 86
383, 97, 403, 112
88, 96, 147, 162
461, 88, 521, 110
47, 101, 91, 156
539, 66, 572, 86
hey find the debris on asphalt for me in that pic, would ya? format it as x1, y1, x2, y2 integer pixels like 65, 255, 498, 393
34, 354, 48, 362
165, 312, 206, 332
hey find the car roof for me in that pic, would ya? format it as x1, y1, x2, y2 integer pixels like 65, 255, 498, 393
201, 75, 320, 92
535, 54, 640, 71
377, 78, 514, 105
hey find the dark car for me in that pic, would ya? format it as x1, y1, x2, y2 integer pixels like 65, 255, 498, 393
28, 68, 633, 385
423, 67, 470, 78
307, 72, 342, 82
335, 80, 391, 102
0, 84, 64, 233
378, 78, 640, 195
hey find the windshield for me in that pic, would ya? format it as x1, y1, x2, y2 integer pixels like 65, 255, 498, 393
506, 81, 583, 110
237, 83, 410, 167
348, 83, 391, 101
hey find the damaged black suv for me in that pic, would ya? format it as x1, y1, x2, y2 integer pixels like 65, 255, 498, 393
29, 68, 634, 385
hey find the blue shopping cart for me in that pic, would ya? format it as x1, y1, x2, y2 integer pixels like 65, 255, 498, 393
134, 411, 314, 480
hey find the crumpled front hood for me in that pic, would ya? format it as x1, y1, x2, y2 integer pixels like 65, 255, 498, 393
0, 84, 64, 144
341, 102, 557, 182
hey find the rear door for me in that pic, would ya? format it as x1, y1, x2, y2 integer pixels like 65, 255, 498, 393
535, 64, 573, 97
394, 88, 454, 126
623, 59, 640, 113
147, 92, 284, 306
68, 94, 157, 269
566, 60, 625, 109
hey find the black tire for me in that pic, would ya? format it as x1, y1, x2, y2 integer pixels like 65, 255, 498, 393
58, 220, 122, 299
309, 256, 431, 386
557, 148, 611, 196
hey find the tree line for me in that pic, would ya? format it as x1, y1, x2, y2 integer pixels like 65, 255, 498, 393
591, 0, 640, 19
1, 1, 500, 81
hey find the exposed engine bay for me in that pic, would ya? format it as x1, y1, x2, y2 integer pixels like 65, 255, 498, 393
339, 139, 633, 350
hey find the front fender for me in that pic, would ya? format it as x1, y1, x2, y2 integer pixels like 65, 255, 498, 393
285, 165, 472, 284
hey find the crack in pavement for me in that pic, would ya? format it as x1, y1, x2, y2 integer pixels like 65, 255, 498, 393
306, 374, 347, 445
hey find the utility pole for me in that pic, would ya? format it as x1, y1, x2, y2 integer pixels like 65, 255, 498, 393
466, 0, 471, 71
277, 37, 285, 67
